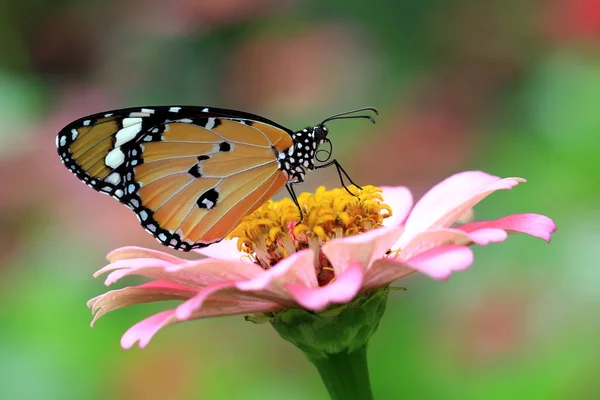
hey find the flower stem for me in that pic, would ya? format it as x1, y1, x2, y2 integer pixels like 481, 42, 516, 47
307, 346, 373, 400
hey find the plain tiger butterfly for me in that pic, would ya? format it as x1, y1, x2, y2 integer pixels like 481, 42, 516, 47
56, 106, 377, 251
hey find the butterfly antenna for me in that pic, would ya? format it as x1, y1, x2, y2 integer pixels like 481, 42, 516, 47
320, 107, 379, 126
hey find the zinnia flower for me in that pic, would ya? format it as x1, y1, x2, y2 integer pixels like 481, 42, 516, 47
88, 171, 556, 399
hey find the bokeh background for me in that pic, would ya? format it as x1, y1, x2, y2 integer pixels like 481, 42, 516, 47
1, 0, 599, 399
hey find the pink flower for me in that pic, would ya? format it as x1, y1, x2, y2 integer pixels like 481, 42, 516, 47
88, 171, 556, 349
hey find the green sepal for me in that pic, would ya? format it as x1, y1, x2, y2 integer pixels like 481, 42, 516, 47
244, 313, 273, 324
270, 287, 389, 359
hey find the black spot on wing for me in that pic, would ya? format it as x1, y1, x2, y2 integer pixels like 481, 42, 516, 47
197, 188, 219, 209
188, 164, 202, 178
197, 155, 210, 161
192, 117, 209, 127
219, 142, 231, 152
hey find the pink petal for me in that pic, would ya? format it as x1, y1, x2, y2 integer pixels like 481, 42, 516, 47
96, 258, 177, 284
165, 258, 266, 285
321, 226, 404, 275
458, 213, 557, 243
401, 171, 526, 246
121, 309, 178, 349
88, 281, 197, 326
364, 259, 415, 289
175, 280, 282, 320
380, 186, 413, 227
405, 245, 474, 281
285, 263, 364, 312
107, 246, 186, 264
136, 281, 196, 291
98, 257, 264, 289
194, 239, 246, 261
175, 281, 235, 320
464, 228, 508, 245
235, 249, 318, 292
194, 298, 282, 318
366, 245, 474, 285
400, 228, 507, 259
122, 298, 282, 349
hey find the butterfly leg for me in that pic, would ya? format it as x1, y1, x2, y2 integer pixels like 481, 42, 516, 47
286, 183, 303, 219
315, 159, 362, 196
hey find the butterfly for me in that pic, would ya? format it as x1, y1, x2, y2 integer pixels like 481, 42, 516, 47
56, 106, 377, 251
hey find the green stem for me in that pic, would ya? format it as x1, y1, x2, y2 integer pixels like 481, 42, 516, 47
307, 346, 373, 400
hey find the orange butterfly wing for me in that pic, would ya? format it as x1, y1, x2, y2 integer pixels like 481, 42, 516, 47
57, 107, 294, 250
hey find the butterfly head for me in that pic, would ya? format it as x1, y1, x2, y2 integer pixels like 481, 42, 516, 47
311, 124, 329, 143
281, 108, 378, 183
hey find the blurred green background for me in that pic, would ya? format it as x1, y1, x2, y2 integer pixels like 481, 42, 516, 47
1, 0, 598, 399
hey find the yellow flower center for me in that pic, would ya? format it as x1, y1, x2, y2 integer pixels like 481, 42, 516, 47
227, 185, 392, 286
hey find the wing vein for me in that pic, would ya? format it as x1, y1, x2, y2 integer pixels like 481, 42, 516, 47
140, 154, 218, 163
197, 169, 281, 239
72, 134, 114, 160
231, 122, 274, 147
161, 139, 270, 149
152, 177, 202, 213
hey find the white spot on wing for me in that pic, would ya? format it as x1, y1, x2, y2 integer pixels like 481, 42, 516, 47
202, 198, 215, 209
105, 148, 125, 168
114, 123, 142, 147
205, 118, 216, 130
115, 189, 124, 198
178, 118, 192, 123
169, 107, 182, 113
83, 120, 91, 126
59, 135, 66, 147
158, 233, 167, 241
141, 108, 155, 113
122, 117, 142, 128
105, 172, 121, 185
104, 113, 113, 117
71, 128, 78, 141
202, 108, 209, 112
139, 210, 148, 221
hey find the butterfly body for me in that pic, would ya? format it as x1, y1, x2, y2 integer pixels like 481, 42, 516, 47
56, 106, 343, 251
